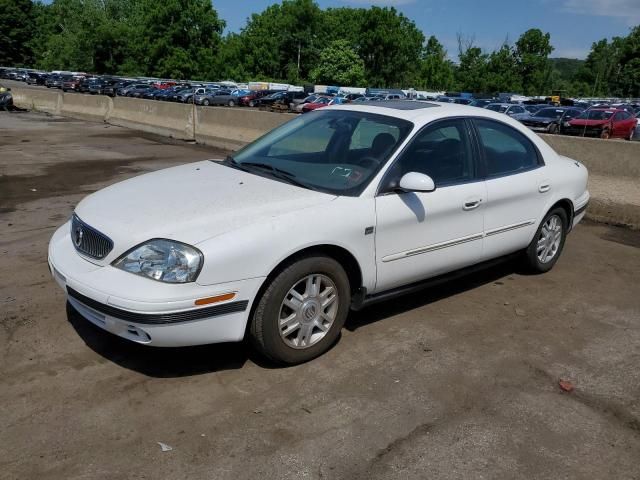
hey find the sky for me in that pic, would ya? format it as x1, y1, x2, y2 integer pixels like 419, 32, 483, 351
214, 0, 640, 60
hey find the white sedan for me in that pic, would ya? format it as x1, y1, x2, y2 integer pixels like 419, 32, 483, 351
49, 101, 589, 364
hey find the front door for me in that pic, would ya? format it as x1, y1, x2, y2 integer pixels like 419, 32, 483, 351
374, 119, 485, 292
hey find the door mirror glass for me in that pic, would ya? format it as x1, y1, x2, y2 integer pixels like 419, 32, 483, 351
399, 172, 435, 193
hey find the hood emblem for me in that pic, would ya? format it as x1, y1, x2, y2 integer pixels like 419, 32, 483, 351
74, 226, 84, 247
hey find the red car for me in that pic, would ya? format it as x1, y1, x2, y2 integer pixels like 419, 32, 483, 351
566, 108, 637, 140
301, 96, 331, 113
238, 90, 276, 107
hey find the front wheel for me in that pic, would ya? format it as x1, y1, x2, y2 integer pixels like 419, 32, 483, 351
524, 208, 568, 273
250, 256, 351, 365
548, 123, 559, 134
600, 129, 610, 140
248, 100, 255, 107
202, 99, 210, 106
228, 99, 235, 107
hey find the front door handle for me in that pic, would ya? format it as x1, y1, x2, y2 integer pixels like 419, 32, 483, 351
539, 184, 551, 193
463, 198, 482, 211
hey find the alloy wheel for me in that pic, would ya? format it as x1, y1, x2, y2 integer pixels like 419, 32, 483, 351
537, 214, 563, 264
278, 274, 338, 349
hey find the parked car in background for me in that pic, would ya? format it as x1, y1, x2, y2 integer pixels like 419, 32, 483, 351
519, 107, 584, 134
292, 94, 320, 112
45, 74, 64, 89
48, 102, 589, 364
453, 98, 473, 105
126, 84, 154, 98
523, 104, 547, 114
566, 108, 637, 140
62, 75, 85, 92
485, 103, 528, 117
237, 90, 274, 107
26, 72, 48, 86
468, 99, 494, 108
195, 89, 235, 106
301, 96, 331, 112
256, 91, 307, 109
176, 87, 206, 103
116, 82, 144, 96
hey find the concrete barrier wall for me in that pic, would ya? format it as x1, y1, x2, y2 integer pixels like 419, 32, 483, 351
107, 97, 194, 140
540, 133, 640, 179
12, 88, 61, 114
61, 93, 112, 121
10, 86, 640, 180
195, 106, 291, 149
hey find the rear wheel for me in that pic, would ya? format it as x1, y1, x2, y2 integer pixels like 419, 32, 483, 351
524, 208, 568, 273
250, 256, 351, 365
600, 129, 610, 139
228, 99, 235, 107
249, 100, 255, 107
202, 99, 210, 106
548, 123, 559, 134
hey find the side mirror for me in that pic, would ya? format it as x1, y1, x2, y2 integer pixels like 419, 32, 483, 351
398, 172, 436, 193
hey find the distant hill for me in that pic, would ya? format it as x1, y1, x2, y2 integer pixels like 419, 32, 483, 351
550, 58, 585, 81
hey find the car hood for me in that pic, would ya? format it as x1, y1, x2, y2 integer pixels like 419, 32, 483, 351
74, 161, 336, 261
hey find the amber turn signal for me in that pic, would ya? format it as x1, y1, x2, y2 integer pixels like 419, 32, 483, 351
194, 292, 236, 306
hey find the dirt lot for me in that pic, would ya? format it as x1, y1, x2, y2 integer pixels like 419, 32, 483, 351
1, 111, 639, 480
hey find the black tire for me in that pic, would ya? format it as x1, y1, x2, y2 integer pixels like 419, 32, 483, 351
600, 129, 610, 140
228, 99, 235, 107
203, 99, 210, 106
250, 256, 351, 365
524, 207, 568, 273
548, 123, 559, 134
248, 100, 255, 107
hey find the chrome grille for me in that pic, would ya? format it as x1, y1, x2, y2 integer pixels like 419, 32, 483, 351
71, 214, 113, 260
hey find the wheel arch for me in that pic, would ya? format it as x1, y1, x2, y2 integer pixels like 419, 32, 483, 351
243, 244, 363, 339
548, 198, 574, 230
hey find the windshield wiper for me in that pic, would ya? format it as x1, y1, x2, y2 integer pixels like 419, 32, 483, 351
239, 162, 313, 190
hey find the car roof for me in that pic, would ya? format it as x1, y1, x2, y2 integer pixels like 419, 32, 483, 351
327, 101, 532, 124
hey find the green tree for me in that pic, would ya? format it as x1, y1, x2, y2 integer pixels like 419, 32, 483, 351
310, 40, 365, 86
455, 38, 488, 92
416, 36, 454, 90
357, 6, 424, 87
615, 26, 640, 97
484, 44, 521, 93
0, 0, 35, 66
514, 29, 554, 95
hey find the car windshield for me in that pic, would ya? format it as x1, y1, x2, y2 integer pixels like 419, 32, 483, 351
535, 108, 564, 118
577, 110, 614, 120
226, 110, 413, 196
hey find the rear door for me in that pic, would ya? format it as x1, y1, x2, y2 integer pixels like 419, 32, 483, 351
473, 118, 547, 261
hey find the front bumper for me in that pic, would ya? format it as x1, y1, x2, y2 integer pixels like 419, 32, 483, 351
49, 223, 264, 347
564, 127, 603, 137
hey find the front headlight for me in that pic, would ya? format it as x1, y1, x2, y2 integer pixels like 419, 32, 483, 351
113, 239, 203, 283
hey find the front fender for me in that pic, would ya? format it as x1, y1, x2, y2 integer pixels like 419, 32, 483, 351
194, 196, 377, 291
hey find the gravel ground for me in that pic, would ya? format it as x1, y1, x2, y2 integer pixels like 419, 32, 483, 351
1, 111, 639, 480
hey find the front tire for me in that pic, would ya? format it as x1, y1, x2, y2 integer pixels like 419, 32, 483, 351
250, 256, 351, 365
228, 99, 235, 107
524, 207, 568, 273
548, 123, 559, 134
600, 129, 610, 139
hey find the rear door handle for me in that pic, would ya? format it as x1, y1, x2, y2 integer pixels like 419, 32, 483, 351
539, 184, 551, 193
463, 198, 482, 210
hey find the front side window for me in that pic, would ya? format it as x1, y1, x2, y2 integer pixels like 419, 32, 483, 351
475, 119, 540, 177
382, 119, 475, 189
229, 110, 413, 196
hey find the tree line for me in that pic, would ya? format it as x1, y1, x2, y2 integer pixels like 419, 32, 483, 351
2, 0, 639, 97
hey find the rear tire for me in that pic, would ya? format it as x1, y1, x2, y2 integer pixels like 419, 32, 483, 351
228, 99, 235, 107
524, 207, 568, 273
548, 123, 559, 134
249, 100, 255, 107
600, 129, 610, 140
250, 256, 351, 365
203, 99, 210, 106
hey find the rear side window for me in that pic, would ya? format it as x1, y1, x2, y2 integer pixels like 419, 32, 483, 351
474, 119, 540, 177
